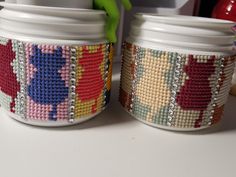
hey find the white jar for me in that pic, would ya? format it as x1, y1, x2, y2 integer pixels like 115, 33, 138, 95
120, 14, 236, 131
0, 2, 113, 127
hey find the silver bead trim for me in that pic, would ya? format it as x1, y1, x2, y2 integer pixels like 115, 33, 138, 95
130, 46, 141, 113
167, 55, 182, 126
207, 57, 225, 126
68, 47, 77, 123
17, 41, 27, 120
103, 43, 110, 106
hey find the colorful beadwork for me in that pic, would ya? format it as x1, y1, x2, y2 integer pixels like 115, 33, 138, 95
0, 36, 112, 124
0, 38, 20, 113
27, 46, 68, 121
176, 55, 216, 128
119, 43, 136, 112
74, 44, 109, 118
120, 42, 236, 129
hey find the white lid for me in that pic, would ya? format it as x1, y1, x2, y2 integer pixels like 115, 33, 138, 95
5, 0, 93, 9
0, 2, 107, 44
131, 20, 235, 36
130, 26, 235, 45
0, 29, 106, 45
135, 14, 236, 31
127, 14, 236, 55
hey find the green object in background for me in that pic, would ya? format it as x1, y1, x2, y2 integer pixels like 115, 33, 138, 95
94, 0, 132, 43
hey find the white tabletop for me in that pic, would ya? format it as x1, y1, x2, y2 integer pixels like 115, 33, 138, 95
0, 64, 236, 177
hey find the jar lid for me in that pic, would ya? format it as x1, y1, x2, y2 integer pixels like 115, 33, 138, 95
135, 13, 236, 30
0, 2, 107, 44
127, 14, 236, 55
4, 0, 93, 9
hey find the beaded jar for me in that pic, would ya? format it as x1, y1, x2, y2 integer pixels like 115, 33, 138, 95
0, 37, 113, 126
0, 2, 113, 126
120, 14, 236, 131
120, 42, 235, 130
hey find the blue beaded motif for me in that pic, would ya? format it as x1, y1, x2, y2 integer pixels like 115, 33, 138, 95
27, 46, 68, 120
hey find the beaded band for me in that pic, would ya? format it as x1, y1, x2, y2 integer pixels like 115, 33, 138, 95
120, 42, 236, 130
0, 36, 113, 126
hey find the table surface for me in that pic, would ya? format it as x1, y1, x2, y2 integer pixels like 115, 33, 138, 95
0, 64, 236, 177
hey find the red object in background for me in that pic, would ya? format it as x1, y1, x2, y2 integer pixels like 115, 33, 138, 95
212, 0, 236, 22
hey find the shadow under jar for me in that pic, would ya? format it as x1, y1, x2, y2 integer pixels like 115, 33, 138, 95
0, 2, 113, 127
119, 14, 236, 131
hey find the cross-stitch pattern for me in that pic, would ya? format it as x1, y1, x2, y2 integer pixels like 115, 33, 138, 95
120, 42, 236, 129
133, 48, 174, 125
75, 44, 109, 118
176, 55, 216, 128
24, 44, 71, 121
119, 43, 136, 111
0, 38, 20, 113
27, 46, 68, 121
0, 36, 112, 125
212, 57, 235, 124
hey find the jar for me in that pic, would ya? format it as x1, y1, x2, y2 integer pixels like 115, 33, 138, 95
0, 2, 113, 127
119, 14, 236, 131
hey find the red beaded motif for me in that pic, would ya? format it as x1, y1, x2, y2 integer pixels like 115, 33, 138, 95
176, 55, 216, 128
76, 45, 104, 113
0, 40, 20, 112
